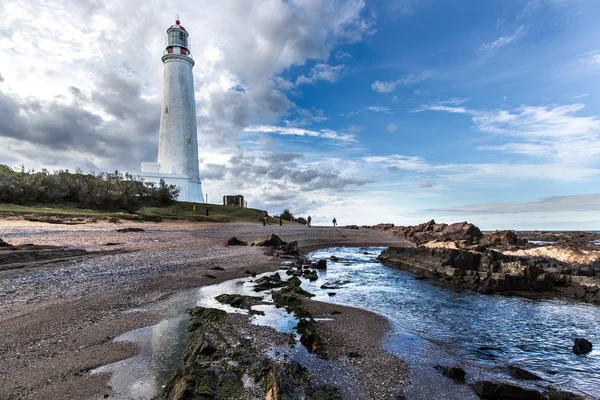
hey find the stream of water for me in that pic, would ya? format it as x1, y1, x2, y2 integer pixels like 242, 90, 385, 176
95, 246, 600, 399
305, 247, 600, 399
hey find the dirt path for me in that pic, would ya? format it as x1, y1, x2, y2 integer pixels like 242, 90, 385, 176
0, 220, 407, 399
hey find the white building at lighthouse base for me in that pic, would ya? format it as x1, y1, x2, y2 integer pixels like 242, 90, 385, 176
140, 162, 204, 203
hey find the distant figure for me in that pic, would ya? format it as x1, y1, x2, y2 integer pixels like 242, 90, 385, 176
263, 216, 266, 226
332, 217, 337, 227
307, 215, 312, 227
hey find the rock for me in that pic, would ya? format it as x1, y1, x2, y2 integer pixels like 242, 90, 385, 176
471, 381, 544, 399
343, 225, 359, 230
330, 256, 339, 261
328, 292, 336, 296
314, 259, 327, 270
434, 365, 466, 381
116, 227, 145, 232
573, 338, 593, 355
545, 387, 587, 400
390, 220, 484, 245
484, 230, 527, 246
277, 241, 299, 256
507, 365, 542, 380
253, 273, 288, 291
104, 242, 122, 246
363, 251, 369, 255
215, 294, 263, 310
251, 234, 285, 247
226, 237, 247, 246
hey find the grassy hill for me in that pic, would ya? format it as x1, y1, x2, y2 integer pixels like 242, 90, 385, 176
0, 202, 299, 225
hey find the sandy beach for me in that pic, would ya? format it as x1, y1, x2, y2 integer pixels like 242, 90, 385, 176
0, 219, 408, 399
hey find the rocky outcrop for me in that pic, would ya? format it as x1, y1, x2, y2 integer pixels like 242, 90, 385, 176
507, 366, 541, 380
378, 246, 600, 302
483, 230, 528, 247
383, 220, 483, 245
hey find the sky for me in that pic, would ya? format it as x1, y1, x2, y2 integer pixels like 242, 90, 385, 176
1, 0, 600, 229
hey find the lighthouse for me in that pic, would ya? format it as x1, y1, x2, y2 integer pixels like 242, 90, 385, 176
140, 19, 204, 203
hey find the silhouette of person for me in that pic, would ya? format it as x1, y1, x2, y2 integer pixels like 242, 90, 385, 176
332, 217, 337, 227
307, 215, 312, 227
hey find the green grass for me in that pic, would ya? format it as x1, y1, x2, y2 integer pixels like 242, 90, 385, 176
0, 202, 301, 225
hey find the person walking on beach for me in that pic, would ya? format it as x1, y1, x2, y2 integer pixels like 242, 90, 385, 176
307, 215, 312, 227
332, 217, 337, 227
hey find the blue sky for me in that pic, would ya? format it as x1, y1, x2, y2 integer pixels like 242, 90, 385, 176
1, 0, 600, 228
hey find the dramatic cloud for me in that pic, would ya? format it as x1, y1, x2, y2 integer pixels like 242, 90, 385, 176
479, 25, 526, 52
385, 124, 398, 132
426, 194, 600, 214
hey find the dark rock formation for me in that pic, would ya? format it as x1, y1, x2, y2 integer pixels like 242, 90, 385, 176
314, 259, 327, 270
483, 230, 528, 246
386, 220, 483, 245
545, 387, 587, 400
330, 255, 339, 262
379, 246, 600, 302
434, 365, 466, 381
471, 381, 544, 399
253, 273, 288, 291
116, 227, 145, 232
215, 294, 263, 310
251, 234, 285, 247
226, 237, 247, 246
0, 238, 12, 247
507, 365, 542, 380
573, 338, 593, 355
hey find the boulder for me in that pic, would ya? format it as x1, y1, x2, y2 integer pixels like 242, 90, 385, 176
507, 366, 542, 380
278, 241, 299, 256
314, 259, 327, 270
251, 234, 285, 247
434, 365, 466, 381
484, 231, 528, 246
471, 381, 544, 399
573, 338, 593, 355
226, 237, 247, 246
330, 256, 339, 262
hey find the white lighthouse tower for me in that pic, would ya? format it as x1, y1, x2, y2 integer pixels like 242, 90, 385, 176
140, 19, 204, 203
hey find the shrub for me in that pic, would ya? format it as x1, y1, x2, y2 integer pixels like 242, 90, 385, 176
0, 165, 180, 212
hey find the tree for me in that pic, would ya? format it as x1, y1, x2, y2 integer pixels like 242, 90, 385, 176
279, 209, 294, 220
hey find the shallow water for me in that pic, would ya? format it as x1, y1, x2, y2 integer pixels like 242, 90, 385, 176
94, 246, 599, 399
304, 247, 600, 399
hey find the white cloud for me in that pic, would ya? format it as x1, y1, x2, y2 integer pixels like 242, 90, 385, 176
244, 125, 356, 142
385, 124, 398, 132
335, 50, 353, 60
296, 63, 346, 86
420, 181, 433, 188
478, 25, 526, 52
371, 72, 430, 93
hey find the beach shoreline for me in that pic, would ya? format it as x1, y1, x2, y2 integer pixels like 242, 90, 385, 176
0, 219, 408, 399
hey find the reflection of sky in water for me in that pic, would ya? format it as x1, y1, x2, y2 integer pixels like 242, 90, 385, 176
302, 247, 600, 399
91, 271, 300, 399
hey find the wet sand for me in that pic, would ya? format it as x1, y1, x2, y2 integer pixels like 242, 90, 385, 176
0, 219, 408, 399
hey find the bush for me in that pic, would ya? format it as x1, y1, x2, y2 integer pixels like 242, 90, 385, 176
296, 217, 307, 225
0, 165, 180, 212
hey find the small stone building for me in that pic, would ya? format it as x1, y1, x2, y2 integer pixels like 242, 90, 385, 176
223, 195, 247, 208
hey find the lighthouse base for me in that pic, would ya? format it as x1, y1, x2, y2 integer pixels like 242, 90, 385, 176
139, 163, 204, 203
